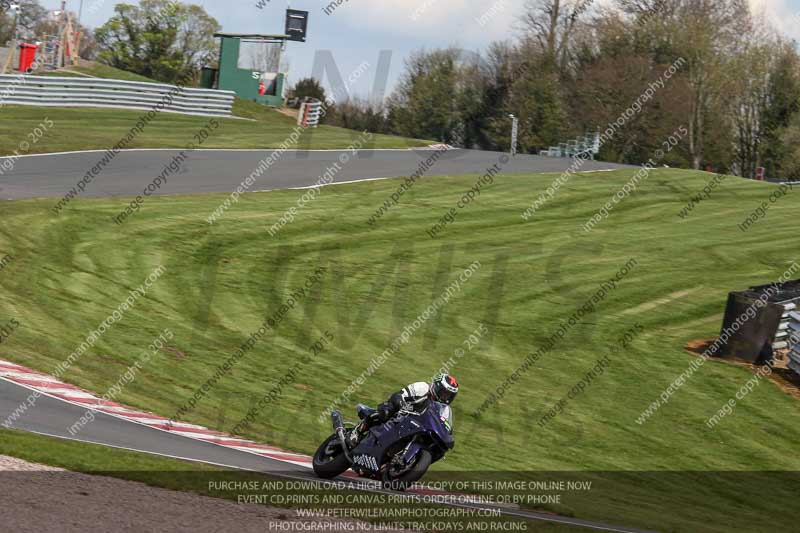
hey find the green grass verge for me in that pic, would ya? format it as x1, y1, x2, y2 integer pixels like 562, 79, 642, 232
0, 104, 430, 155
67, 64, 161, 83
39, 64, 158, 83
37, 70, 89, 78
0, 169, 799, 531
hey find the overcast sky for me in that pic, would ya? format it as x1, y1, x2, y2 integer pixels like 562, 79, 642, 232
35, 0, 800, 100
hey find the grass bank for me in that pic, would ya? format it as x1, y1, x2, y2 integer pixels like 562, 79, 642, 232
0, 104, 430, 155
1, 63, 429, 155
0, 168, 799, 530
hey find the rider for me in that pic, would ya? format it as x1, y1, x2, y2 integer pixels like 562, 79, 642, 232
349, 373, 459, 446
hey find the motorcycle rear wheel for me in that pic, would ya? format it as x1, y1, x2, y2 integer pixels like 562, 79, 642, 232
382, 449, 432, 491
312, 434, 350, 479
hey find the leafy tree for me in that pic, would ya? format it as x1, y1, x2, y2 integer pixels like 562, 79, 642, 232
94, 0, 220, 84
290, 77, 327, 102
387, 49, 462, 144
325, 98, 390, 134
761, 43, 800, 180
0, 0, 46, 46
490, 52, 568, 153
0, 17, 12, 47
174, 3, 220, 77
779, 114, 800, 180
668, 0, 750, 169
472, 41, 517, 150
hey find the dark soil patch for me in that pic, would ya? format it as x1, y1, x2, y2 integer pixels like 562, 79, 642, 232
685, 338, 800, 400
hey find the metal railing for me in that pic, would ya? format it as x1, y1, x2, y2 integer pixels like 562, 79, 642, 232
540, 132, 600, 159
0, 74, 236, 117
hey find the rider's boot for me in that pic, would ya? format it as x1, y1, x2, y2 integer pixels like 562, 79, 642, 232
348, 422, 368, 447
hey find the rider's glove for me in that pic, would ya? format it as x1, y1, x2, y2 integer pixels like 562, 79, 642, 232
377, 404, 393, 422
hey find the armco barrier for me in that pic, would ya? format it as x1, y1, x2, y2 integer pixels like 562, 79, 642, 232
0, 74, 235, 117
719, 279, 800, 363
787, 310, 800, 376
297, 99, 322, 127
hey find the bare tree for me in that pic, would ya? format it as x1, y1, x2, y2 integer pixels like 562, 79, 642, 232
726, 17, 777, 178
521, 0, 595, 72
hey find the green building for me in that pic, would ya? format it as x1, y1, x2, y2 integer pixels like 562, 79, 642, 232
206, 33, 289, 107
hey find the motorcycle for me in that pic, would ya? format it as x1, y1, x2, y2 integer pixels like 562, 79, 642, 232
312, 401, 455, 489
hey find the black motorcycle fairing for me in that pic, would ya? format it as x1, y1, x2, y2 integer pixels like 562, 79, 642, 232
349, 404, 452, 474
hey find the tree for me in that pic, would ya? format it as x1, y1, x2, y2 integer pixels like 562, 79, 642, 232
611, 0, 749, 169
0, 0, 46, 46
290, 77, 327, 102
481, 46, 568, 153
521, 0, 595, 72
671, 0, 750, 169
509, 64, 568, 152
452, 51, 488, 149
94, 0, 220, 84
761, 43, 800, 179
324, 97, 391, 134
728, 38, 773, 178
173, 3, 220, 77
779, 114, 800, 180
387, 49, 462, 144
471, 41, 517, 150
0, 12, 9, 45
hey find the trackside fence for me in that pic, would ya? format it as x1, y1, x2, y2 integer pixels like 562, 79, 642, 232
0, 75, 235, 117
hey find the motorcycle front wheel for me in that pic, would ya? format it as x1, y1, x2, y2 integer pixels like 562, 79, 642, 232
382, 449, 432, 491
312, 434, 351, 479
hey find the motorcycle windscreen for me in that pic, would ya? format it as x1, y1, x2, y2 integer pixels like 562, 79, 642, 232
436, 404, 454, 434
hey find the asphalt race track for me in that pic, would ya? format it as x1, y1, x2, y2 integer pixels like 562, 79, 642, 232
0, 148, 631, 200
0, 378, 654, 533
0, 378, 301, 472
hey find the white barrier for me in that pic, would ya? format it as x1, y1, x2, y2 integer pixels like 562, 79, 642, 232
0, 74, 235, 117
786, 308, 800, 376
297, 100, 322, 128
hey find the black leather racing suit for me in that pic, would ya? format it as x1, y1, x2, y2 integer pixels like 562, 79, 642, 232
354, 381, 431, 438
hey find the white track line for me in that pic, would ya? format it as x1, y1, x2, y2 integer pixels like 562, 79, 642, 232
0, 362, 27, 369
0, 371, 61, 381
1, 147, 457, 160
39, 388, 100, 399
95, 405, 163, 416
229, 445, 282, 454
112, 419, 202, 429
253, 167, 624, 196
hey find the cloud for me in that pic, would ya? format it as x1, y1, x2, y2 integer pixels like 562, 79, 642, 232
752, 0, 800, 40
327, 0, 527, 44
327, 0, 796, 45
